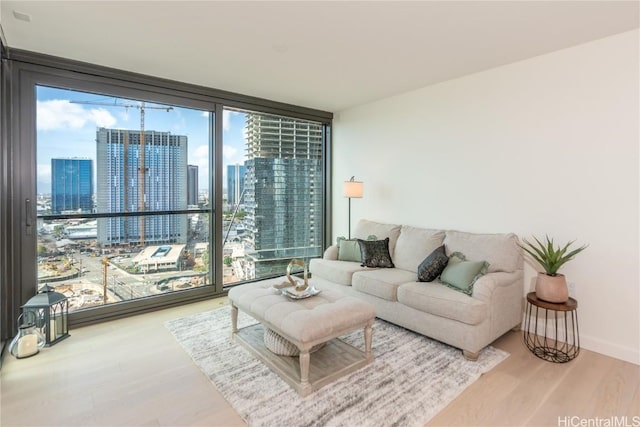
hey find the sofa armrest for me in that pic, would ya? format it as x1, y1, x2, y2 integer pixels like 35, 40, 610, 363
472, 271, 523, 302
473, 270, 525, 338
323, 245, 339, 260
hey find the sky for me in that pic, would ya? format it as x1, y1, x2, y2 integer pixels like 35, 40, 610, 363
36, 86, 248, 194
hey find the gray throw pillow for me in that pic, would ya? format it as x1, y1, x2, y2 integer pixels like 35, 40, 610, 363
438, 252, 489, 295
417, 245, 449, 282
357, 238, 394, 268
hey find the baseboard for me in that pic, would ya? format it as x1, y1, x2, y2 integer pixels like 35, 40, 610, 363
580, 334, 639, 365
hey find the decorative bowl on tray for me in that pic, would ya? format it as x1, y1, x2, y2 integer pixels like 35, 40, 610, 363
281, 286, 321, 300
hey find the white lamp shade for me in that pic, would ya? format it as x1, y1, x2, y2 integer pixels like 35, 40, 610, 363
343, 181, 363, 198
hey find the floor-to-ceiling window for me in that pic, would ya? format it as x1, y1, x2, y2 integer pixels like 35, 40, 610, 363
1, 50, 331, 335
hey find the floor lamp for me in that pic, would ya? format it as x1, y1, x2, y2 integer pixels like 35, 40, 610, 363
343, 177, 363, 239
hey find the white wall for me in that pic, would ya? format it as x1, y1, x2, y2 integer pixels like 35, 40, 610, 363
332, 30, 639, 364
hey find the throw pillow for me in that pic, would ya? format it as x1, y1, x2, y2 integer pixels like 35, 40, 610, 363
337, 237, 362, 262
357, 238, 395, 268
417, 245, 449, 282
438, 252, 489, 295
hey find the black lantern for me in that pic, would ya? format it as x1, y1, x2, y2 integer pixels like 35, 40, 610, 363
21, 285, 70, 346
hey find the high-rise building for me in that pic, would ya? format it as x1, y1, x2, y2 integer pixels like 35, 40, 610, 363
51, 158, 94, 214
187, 165, 199, 206
227, 163, 246, 206
243, 114, 323, 278
96, 128, 188, 246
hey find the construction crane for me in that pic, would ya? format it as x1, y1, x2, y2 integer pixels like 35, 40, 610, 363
102, 257, 109, 304
71, 100, 173, 246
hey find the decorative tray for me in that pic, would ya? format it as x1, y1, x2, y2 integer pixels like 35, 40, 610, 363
281, 286, 321, 300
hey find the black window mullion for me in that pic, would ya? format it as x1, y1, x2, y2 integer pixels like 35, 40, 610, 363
38, 209, 210, 221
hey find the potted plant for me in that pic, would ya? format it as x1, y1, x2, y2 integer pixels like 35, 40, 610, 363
520, 236, 587, 303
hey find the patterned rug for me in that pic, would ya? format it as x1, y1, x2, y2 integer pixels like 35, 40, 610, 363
165, 306, 508, 427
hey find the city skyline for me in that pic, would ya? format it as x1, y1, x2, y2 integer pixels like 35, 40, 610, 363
36, 86, 248, 195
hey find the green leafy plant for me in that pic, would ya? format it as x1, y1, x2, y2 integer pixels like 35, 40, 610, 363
520, 236, 587, 276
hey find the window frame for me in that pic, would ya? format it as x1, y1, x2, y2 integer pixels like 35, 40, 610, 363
2, 49, 332, 335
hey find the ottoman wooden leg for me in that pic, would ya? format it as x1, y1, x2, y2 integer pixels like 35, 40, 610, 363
299, 349, 310, 389
364, 322, 373, 359
231, 303, 238, 335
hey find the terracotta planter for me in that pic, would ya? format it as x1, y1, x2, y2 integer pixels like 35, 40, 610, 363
535, 273, 568, 303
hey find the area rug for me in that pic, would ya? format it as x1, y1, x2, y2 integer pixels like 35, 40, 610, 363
165, 306, 508, 427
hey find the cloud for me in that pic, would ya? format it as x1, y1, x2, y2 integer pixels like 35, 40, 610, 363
192, 145, 209, 186
37, 164, 51, 182
223, 110, 231, 131
223, 145, 237, 160
88, 109, 118, 128
165, 108, 185, 132
37, 164, 52, 192
192, 145, 209, 171
195, 145, 208, 159
37, 99, 116, 130
223, 109, 243, 132
118, 110, 130, 122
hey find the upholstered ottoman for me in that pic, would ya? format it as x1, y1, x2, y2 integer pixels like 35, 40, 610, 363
228, 278, 376, 396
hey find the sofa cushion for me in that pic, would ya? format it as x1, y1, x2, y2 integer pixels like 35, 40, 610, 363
337, 237, 362, 262
397, 281, 488, 325
438, 252, 489, 295
309, 258, 367, 286
358, 238, 395, 268
352, 269, 418, 301
354, 220, 401, 257
443, 230, 522, 273
394, 226, 445, 272
418, 245, 449, 282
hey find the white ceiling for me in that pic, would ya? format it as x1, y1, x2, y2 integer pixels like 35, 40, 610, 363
1, 1, 638, 113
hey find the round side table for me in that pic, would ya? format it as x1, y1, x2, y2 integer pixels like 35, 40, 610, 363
523, 292, 579, 363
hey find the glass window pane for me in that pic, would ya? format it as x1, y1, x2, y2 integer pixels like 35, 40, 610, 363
222, 108, 324, 286
36, 86, 213, 310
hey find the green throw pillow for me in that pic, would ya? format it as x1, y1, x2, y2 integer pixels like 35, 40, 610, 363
336, 235, 377, 262
438, 252, 489, 295
337, 237, 362, 262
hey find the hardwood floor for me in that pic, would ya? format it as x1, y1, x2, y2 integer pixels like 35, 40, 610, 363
1, 297, 638, 426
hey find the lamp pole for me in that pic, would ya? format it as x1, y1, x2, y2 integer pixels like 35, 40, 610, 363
348, 197, 352, 239
343, 176, 363, 240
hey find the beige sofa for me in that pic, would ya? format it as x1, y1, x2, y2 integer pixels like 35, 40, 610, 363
309, 219, 524, 360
